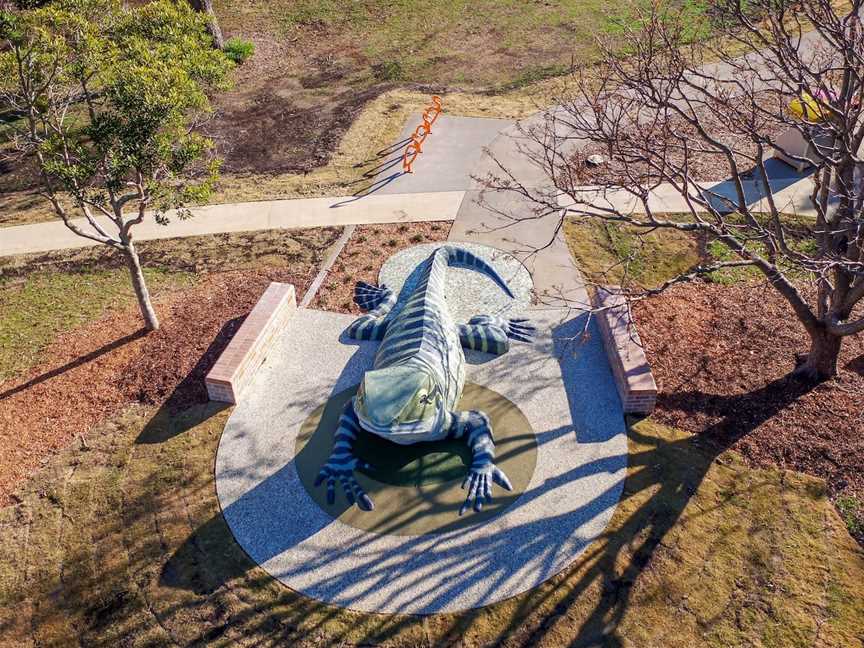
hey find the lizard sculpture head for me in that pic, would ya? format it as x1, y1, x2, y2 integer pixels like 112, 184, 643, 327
354, 364, 444, 435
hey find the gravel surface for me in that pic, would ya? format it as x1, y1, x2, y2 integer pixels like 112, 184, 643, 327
215, 307, 626, 613
378, 241, 533, 322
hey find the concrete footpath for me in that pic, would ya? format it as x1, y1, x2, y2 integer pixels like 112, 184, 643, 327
374, 114, 513, 195
0, 191, 465, 257
446, 111, 591, 309
559, 174, 819, 218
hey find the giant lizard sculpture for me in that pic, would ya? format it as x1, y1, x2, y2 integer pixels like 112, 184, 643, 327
314, 245, 535, 515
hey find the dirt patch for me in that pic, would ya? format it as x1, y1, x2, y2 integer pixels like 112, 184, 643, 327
311, 220, 452, 313
205, 0, 606, 177
571, 93, 789, 184
0, 228, 339, 506
632, 280, 864, 542
0, 0, 607, 228
0, 151, 67, 228
207, 74, 389, 174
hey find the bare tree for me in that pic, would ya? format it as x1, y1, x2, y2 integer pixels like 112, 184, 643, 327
485, 0, 864, 380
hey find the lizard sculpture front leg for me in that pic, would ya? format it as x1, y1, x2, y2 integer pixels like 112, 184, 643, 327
314, 398, 375, 510
448, 410, 513, 515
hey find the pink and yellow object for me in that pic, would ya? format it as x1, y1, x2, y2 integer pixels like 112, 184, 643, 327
788, 90, 835, 123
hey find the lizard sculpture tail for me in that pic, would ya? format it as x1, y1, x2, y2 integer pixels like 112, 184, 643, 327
439, 245, 515, 299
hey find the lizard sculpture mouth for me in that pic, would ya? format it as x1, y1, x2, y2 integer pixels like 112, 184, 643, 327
354, 365, 445, 442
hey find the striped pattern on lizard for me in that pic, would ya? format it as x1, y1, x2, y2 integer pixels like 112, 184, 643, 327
314, 245, 535, 516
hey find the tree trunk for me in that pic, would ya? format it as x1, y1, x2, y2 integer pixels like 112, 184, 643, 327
795, 327, 842, 381
188, 0, 225, 50
123, 241, 160, 331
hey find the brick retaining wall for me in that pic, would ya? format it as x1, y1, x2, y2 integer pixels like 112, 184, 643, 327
205, 282, 297, 404
593, 287, 657, 415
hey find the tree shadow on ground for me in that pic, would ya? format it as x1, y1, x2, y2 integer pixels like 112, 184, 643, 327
153, 375, 817, 646
0, 328, 147, 401
846, 353, 864, 377
6, 358, 838, 646
456, 375, 816, 648
135, 318, 239, 445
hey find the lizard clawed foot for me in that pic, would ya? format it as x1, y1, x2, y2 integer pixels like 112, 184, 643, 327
458, 465, 512, 516
504, 318, 536, 343
314, 461, 375, 511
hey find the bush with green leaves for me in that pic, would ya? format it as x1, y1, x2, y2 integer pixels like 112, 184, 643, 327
224, 36, 255, 64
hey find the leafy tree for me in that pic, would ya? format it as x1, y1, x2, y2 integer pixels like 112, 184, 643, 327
0, 0, 233, 330
488, 0, 864, 380
187, 0, 224, 49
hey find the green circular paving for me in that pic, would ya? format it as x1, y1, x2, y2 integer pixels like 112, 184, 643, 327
294, 383, 538, 536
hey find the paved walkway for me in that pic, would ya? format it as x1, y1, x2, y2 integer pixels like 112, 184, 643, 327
447, 112, 590, 309
374, 114, 513, 195
0, 191, 465, 257
561, 169, 819, 218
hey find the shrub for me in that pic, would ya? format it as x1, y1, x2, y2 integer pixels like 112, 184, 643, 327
224, 37, 255, 65
372, 60, 403, 81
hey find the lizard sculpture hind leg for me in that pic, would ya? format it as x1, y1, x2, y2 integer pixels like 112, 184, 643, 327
447, 410, 513, 515
458, 315, 535, 355
345, 281, 397, 341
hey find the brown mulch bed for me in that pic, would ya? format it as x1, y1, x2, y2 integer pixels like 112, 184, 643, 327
311, 220, 452, 313
0, 265, 323, 506
632, 280, 864, 532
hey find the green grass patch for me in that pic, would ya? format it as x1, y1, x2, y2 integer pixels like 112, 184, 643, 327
494, 63, 573, 93
223, 37, 255, 64
219, 0, 613, 87
0, 267, 192, 382
836, 495, 864, 539
564, 211, 818, 289
603, 0, 712, 42
371, 60, 404, 82
703, 238, 763, 284
565, 217, 702, 288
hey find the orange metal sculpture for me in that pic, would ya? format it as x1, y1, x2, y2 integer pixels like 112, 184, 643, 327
403, 96, 443, 173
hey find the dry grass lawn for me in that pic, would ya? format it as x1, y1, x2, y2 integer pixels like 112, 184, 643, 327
0, 82, 560, 229
0, 407, 861, 647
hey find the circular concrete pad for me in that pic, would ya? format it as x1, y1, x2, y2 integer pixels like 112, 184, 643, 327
215, 305, 628, 614
294, 383, 537, 537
